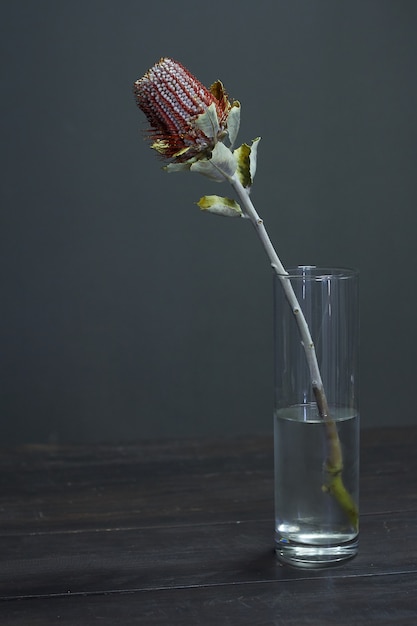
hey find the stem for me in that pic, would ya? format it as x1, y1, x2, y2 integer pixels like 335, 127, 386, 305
229, 173, 358, 530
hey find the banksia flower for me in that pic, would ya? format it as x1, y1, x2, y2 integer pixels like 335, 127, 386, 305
132, 57, 359, 536
133, 57, 240, 163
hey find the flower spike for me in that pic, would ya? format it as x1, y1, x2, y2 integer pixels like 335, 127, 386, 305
133, 57, 233, 162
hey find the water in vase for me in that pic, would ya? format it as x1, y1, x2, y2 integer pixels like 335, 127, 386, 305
274, 403, 359, 567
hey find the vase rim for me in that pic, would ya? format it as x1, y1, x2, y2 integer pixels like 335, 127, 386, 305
274, 265, 359, 280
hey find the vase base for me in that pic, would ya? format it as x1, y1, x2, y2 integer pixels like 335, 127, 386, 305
275, 535, 358, 568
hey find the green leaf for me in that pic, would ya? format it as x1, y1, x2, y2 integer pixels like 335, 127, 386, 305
233, 137, 261, 188
197, 195, 242, 217
194, 102, 220, 139
234, 143, 251, 188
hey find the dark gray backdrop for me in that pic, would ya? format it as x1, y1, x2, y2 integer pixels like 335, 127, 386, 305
1, 0, 416, 444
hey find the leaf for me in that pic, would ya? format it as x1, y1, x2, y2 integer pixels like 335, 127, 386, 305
190, 142, 236, 182
190, 159, 225, 182
151, 140, 170, 155
194, 102, 220, 139
234, 143, 251, 188
226, 101, 241, 147
233, 137, 261, 188
249, 137, 261, 183
209, 80, 229, 111
164, 162, 193, 173
197, 195, 242, 217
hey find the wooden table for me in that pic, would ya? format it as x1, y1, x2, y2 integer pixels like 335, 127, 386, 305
0, 426, 416, 624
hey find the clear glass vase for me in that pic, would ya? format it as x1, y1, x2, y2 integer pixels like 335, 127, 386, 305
273, 266, 359, 567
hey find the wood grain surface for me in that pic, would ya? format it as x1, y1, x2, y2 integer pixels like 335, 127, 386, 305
0, 427, 416, 624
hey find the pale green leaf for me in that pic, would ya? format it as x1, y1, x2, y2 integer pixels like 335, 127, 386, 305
210, 141, 237, 177
197, 195, 242, 217
249, 137, 261, 183
164, 162, 193, 173
226, 101, 241, 147
190, 142, 236, 182
194, 102, 220, 139
190, 159, 225, 182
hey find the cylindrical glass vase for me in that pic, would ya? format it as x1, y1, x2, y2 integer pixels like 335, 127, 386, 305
273, 266, 359, 567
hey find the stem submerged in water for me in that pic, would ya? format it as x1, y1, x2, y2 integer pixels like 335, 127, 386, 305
313, 387, 359, 531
